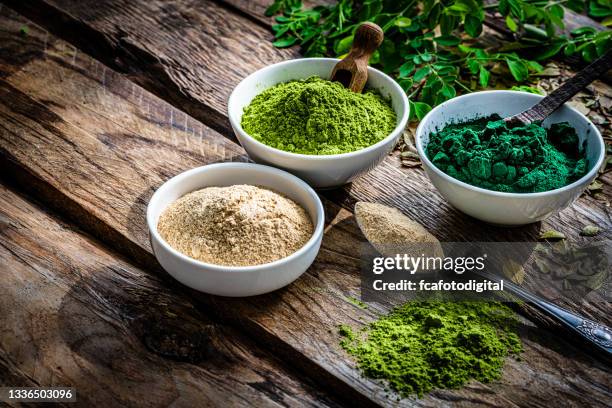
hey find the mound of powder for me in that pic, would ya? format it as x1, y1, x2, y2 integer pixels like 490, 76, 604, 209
426, 115, 587, 193
157, 185, 313, 266
241, 76, 397, 155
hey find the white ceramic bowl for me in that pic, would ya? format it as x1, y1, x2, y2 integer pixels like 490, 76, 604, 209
416, 91, 605, 226
228, 58, 409, 189
146, 163, 324, 296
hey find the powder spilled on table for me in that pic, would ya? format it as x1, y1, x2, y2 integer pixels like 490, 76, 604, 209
157, 185, 313, 266
339, 301, 522, 398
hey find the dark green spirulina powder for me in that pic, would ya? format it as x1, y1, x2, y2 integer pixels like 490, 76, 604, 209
241, 77, 397, 155
426, 115, 588, 193
339, 301, 522, 398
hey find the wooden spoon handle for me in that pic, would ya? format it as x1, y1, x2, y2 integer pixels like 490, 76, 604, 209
511, 49, 612, 124
331, 22, 384, 93
349, 22, 385, 59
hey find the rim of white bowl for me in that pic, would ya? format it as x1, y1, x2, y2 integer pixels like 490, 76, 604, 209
228, 58, 410, 160
146, 162, 325, 272
415, 90, 606, 198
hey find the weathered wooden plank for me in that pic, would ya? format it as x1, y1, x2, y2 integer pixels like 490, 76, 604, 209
6, 0, 609, 241
0, 10, 384, 406
0, 183, 339, 407
221, 0, 328, 26
0, 10, 610, 407
3, 0, 298, 138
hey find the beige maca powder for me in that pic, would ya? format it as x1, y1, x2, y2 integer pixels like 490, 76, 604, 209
157, 185, 313, 266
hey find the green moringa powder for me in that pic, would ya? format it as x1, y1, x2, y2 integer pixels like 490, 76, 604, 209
340, 301, 522, 398
426, 115, 587, 193
241, 77, 397, 155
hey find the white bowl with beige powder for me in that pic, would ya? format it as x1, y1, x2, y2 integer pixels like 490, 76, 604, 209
147, 163, 324, 297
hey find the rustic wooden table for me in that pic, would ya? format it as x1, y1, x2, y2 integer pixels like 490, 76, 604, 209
0, 0, 610, 406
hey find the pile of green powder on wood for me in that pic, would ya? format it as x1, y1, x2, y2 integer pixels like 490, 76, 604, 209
426, 115, 588, 193
241, 77, 397, 155
339, 301, 522, 398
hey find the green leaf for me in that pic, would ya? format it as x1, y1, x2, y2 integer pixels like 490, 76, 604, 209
265, 0, 283, 16
426, 3, 442, 28
550, 4, 565, 19
434, 35, 461, 46
532, 41, 565, 60
499, 0, 510, 15
539, 230, 566, 240
511, 85, 543, 94
421, 53, 433, 62
571, 26, 597, 37
526, 60, 544, 72
395, 17, 413, 28
413, 66, 431, 82
441, 84, 456, 98
505, 15, 518, 32
399, 61, 415, 77
479, 65, 490, 87
409, 101, 432, 121
582, 43, 597, 62
564, 42, 577, 56
448, 0, 471, 13
458, 44, 476, 53
467, 58, 480, 74
464, 15, 483, 37
398, 78, 414, 92
549, 4, 565, 29
590, 0, 612, 17
272, 36, 298, 47
440, 14, 459, 35
580, 225, 601, 236
380, 39, 402, 71
335, 35, 354, 55
506, 58, 529, 81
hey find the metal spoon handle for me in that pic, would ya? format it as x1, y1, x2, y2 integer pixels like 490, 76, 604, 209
508, 49, 612, 125
478, 270, 612, 357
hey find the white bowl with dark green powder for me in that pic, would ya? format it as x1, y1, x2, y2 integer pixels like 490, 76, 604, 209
228, 58, 409, 189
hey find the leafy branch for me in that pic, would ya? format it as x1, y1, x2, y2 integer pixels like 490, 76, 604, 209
266, 0, 611, 120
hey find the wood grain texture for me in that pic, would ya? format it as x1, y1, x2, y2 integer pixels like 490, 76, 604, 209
0, 184, 339, 407
3, 0, 301, 138
0, 10, 610, 407
6, 0, 609, 242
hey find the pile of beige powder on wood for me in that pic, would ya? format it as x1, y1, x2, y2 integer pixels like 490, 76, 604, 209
157, 185, 313, 266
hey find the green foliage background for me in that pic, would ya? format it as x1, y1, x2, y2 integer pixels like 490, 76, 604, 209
266, 0, 611, 120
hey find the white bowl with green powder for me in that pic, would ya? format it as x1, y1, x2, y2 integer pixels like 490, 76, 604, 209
228, 58, 409, 189
415, 91, 605, 226
147, 163, 324, 297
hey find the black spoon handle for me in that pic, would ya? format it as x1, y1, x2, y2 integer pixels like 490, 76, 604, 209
508, 49, 612, 125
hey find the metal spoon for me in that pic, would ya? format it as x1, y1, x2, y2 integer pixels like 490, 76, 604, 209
505, 49, 611, 126
354, 201, 612, 358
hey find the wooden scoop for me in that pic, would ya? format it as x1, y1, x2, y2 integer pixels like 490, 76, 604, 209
505, 49, 611, 127
330, 22, 384, 93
